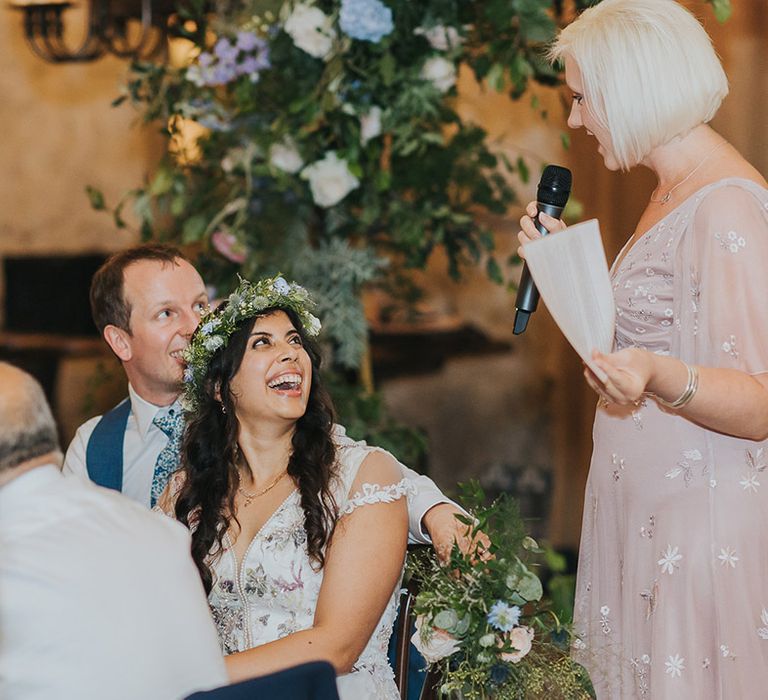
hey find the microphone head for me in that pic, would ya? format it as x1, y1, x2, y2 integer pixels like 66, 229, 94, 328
537, 164, 572, 208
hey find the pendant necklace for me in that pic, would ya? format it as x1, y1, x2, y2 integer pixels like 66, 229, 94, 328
650, 141, 727, 205
237, 469, 289, 507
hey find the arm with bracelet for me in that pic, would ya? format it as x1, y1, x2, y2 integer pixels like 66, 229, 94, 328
584, 184, 768, 441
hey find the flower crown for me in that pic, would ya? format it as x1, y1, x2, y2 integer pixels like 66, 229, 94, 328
182, 274, 321, 412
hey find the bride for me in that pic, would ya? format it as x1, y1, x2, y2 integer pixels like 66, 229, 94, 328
158, 275, 411, 698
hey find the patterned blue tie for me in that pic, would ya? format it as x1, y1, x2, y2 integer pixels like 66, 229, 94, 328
150, 405, 184, 507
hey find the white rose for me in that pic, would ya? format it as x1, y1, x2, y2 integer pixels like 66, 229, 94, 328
411, 615, 461, 664
420, 56, 457, 93
301, 152, 360, 208
284, 4, 336, 60
269, 139, 304, 173
415, 25, 462, 52
359, 106, 382, 144
500, 626, 534, 664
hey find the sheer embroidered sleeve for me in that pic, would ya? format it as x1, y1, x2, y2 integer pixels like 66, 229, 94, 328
674, 182, 768, 374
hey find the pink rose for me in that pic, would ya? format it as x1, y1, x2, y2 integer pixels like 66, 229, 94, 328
211, 231, 247, 264
411, 615, 461, 663
500, 626, 534, 663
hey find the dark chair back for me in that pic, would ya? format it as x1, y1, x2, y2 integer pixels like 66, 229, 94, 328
185, 660, 340, 700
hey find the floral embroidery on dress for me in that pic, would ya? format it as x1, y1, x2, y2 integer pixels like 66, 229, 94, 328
639, 515, 655, 539
207, 437, 406, 699
611, 453, 626, 482
658, 544, 682, 575
640, 581, 658, 620
599, 605, 611, 634
665, 449, 703, 487
741, 449, 767, 492
665, 654, 685, 678
721, 335, 739, 360
714, 230, 746, 254
630, 654, 651, 697
717, 547, 739, 569
757, 610, 768, 640
342, 477, 415, 514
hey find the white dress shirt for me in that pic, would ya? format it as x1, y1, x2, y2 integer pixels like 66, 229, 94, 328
64, 386, 455, 542
0, 465, 228, 700
63, 384, 174, 507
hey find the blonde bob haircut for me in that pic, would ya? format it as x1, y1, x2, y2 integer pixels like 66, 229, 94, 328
550, 0, 728, 170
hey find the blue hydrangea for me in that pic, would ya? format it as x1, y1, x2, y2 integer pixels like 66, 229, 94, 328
339, 0, 394, 43
487, 601, 521, 632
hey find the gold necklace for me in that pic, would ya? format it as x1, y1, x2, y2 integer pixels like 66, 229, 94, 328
650, 141, 727, 205
237, 469, 289, 507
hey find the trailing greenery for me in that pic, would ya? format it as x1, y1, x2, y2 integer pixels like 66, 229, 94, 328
407, 482, 594, 699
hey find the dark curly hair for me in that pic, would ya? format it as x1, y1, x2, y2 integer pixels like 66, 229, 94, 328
174, 305, 338, 594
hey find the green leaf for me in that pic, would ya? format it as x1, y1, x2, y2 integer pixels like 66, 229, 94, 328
181, 214, 208, 243
487, 63, 506, 93
85, 185, 106, 211
380, 52, 396, 86
149, 167, 174, 196
486, 256, 503, 284
709, 0, 732, 22
516, 156, 530, 184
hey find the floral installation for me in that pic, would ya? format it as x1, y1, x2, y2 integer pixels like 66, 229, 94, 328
102, 0, 731, 370
407, 482, 593, 699
182, 273, 321, 411
106, 0, 580, 372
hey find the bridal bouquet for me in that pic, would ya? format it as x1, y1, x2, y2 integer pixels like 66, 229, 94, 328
407, 483, 592, 699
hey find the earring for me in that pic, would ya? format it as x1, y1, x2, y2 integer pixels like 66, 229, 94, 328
220, 402, 226, 414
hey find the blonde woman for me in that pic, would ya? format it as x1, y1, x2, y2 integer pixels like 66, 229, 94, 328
518, 1, 768, 697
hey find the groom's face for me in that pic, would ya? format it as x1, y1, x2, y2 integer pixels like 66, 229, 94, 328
115, 258, 208, 404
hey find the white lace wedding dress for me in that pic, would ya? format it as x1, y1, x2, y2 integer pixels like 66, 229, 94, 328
205, 426, 413, 699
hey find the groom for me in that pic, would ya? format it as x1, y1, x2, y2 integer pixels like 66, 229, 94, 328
63, 243, 470, 551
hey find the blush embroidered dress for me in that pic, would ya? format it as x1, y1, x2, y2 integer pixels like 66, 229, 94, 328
573, 179, 768, 698
205, 426, 413, 700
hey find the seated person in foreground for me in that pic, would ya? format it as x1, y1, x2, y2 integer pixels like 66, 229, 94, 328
0, 362, 227, 700
158, 276, 411, 699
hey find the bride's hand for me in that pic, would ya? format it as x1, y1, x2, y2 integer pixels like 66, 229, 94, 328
516, 200, 567, 260
585, 348, 654, 405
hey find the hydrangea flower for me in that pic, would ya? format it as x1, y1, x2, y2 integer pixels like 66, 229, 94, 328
487, 601, 521, 632
187, 33, 270, 87
339, 0, 394, 43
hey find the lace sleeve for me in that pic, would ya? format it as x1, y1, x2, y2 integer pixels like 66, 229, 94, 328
342, 477, 416, 515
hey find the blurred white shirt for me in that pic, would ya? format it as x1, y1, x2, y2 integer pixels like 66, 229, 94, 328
0, 465, 228, 700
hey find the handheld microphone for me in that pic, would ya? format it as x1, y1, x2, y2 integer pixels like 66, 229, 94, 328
513, 164, 573, 335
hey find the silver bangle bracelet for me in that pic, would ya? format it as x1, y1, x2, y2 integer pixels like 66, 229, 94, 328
654, 363, 699, 410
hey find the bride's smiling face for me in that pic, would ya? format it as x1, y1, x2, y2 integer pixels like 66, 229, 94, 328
229, 310, 312, 425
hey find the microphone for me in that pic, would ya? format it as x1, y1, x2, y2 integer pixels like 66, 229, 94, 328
513, 164, 573, 335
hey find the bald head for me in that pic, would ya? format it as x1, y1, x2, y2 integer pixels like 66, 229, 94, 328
0, 362, 61, 474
